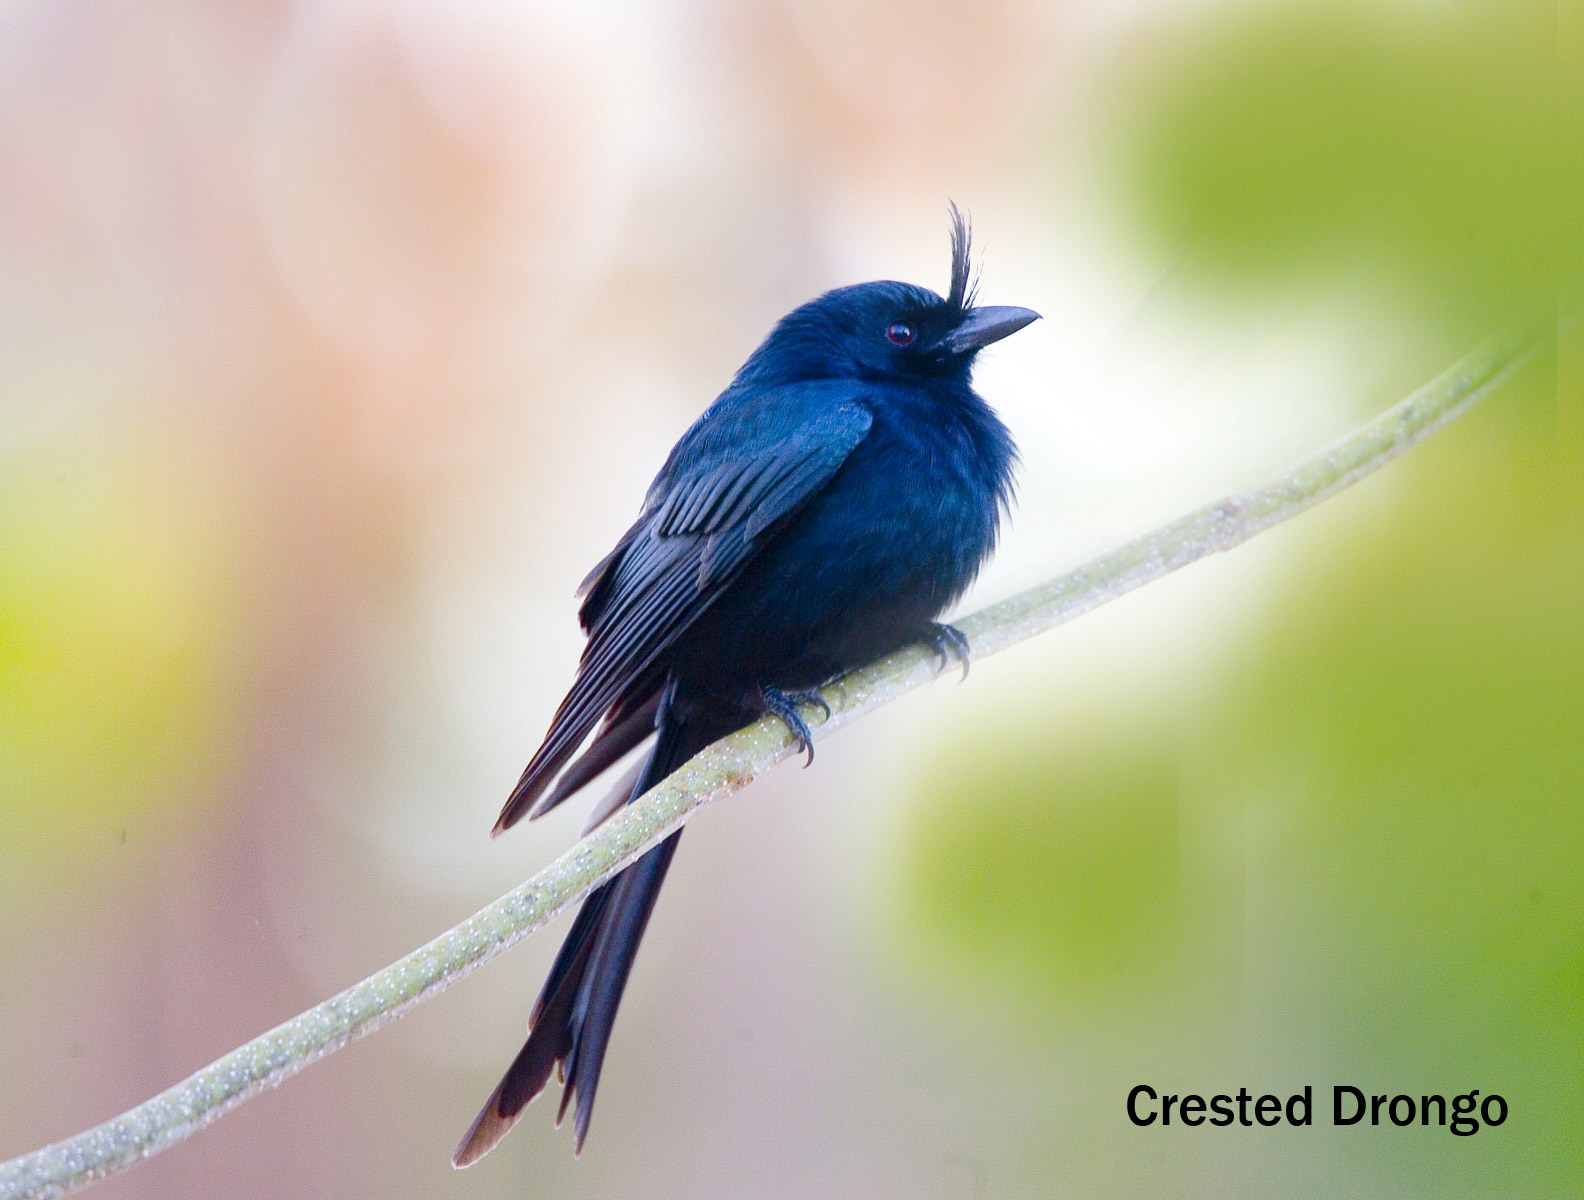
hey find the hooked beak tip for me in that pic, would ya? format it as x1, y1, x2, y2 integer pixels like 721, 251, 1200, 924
942, 305, 1040, 355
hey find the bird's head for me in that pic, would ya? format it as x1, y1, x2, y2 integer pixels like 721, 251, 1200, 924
732, 207, 1040, 389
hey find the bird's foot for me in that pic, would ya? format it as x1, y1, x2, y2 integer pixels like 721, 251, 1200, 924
759, 685, 830, 766
927, 622, 971, 680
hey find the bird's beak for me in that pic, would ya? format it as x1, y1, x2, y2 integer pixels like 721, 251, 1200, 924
940, 305, 1040, 355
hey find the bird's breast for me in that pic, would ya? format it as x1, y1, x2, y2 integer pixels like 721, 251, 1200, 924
668, 390, 1014, 696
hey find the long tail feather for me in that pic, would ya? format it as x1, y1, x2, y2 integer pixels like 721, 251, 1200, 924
455, 696, 725, 1165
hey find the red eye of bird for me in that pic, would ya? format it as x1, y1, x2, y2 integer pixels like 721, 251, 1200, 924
885, 322, 917, 347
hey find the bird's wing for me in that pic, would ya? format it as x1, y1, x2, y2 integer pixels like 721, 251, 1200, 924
494, 390, 873, 832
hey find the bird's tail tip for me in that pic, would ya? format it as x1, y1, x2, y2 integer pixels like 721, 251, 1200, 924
491, 782, 536, 836
451, 1085, 522, 1168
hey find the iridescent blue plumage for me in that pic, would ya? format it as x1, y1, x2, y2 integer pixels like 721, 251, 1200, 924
455, 210, 1038, 1166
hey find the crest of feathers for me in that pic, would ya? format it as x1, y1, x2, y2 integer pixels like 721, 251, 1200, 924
946, 201, 980, 314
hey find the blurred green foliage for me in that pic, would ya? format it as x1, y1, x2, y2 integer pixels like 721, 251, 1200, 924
893, 341, 1579, 1194
1216, 362, 1583, 1191
894, 719, 1184, 1017
1113, 0, 1580, 338
0, 441, 248, 892
890, 3, 1579, 1188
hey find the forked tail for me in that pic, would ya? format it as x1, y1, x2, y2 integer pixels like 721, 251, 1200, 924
453, 697, 724, 1164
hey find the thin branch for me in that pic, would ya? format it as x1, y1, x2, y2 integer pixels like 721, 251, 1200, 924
0, 329, 1541, 1200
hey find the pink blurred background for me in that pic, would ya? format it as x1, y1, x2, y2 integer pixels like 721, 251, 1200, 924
2, 2, 1576, 1197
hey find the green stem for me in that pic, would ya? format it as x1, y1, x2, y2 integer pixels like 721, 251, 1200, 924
0, 328, 1540, 1200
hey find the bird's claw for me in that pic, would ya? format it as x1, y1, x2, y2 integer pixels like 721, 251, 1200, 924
927, 622, 971, 680
759, 685, 829, 766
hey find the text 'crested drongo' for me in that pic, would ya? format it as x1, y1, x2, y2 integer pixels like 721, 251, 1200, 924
454, 209, 1038, 1166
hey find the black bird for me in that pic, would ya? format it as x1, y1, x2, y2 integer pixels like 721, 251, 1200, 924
454, 210, 1038, 1165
